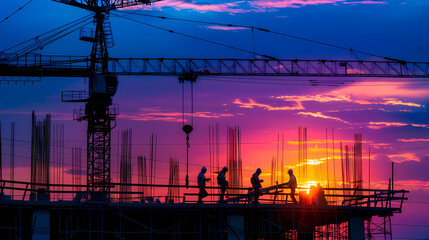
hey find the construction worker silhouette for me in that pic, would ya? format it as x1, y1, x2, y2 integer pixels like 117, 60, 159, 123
217, 166, 228, 203
251, 168, 263, 204
285, 169, 297, 204
197, 167, 211, 203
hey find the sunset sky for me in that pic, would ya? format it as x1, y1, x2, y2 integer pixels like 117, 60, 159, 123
1, 0, 429, 238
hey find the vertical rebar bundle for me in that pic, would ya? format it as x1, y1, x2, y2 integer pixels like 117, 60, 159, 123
325, 128, 329, 189
52, 123, 64, 200
119, 129, 132, 202
208, 124, 220, 202
340, 141, 345, 196
137, 156, 147, 199
61, 125, 64, 199
340, 133, 363, 199
354, 134, 363, 190
271, 156, 276, 186
167, 157, 180, 202
10, 122, 15, 199
332, 128, 336, 190
72, 147, 82, 193
344, 145, 351, 191
148, 133, 157, 197
226, 126, 242, 195
281, 133, 284, 184
31, 111, 51, 195
276, 132, 279, 183
298, 126, 308, 185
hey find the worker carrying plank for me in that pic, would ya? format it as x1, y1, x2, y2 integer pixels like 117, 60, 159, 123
217, 166, 228, 203
251, 168, 264, 204
197, 167, 211, 203
285, 169, 297, 204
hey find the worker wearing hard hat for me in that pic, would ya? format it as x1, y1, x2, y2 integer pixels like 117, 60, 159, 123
197, 167, 211, 203
285, 169, 297, 204
251, 168, 264, 204
217, 166, 228, 203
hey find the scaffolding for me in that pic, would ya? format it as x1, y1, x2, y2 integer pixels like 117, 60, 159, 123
0, 179, 407, 239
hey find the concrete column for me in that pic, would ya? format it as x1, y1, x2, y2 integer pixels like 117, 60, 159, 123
349, 217, 365, 240
32, 210, 50, 240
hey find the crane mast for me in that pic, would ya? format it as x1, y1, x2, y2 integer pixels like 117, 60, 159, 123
51, 0, 157, 201
85, 10, 114, 200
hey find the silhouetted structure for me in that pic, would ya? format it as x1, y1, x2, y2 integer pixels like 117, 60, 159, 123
72, 146, 83, 193
298, 126, 308, 185
167, 157, 180, 203
52, 123, 65, 200
31, 111, 51, 198
137, 156, 148, 200
226, 126, 243, 195
119, 129, 132, 202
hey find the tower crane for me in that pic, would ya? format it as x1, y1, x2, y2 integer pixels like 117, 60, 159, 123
0, 0, 429, 202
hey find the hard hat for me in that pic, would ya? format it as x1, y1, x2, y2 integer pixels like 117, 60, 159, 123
201, 167, 207, 172
288, 169, 293, 173
222, 166, 228, 172
256, 168, 262, 173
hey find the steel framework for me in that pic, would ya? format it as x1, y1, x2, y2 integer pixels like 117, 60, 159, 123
1, 54, 429, 78
0, 179, 408, 239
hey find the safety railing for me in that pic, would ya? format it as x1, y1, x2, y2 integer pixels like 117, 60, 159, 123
0, 179, 408, 212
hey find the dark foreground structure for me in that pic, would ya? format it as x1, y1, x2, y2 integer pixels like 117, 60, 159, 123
0, 180, 407, 240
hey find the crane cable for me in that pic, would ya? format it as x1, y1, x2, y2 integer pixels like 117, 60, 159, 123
119, 11, 403, 62
0, 0, 33, 24
110, 12, 276, 59
2, 14, 91, 52
180, 65, 195, 189
2, 14, 93, 58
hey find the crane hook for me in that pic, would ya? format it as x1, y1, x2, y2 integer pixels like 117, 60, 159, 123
180, 67, 196, 189
183, 125, 192, 189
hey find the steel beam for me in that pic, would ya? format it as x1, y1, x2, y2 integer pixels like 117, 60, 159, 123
2, 54, 429, 78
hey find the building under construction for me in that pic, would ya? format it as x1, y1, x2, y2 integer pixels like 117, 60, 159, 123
0, 116, 408, 239
0, 177, 407, 240
0, 0, 421, 239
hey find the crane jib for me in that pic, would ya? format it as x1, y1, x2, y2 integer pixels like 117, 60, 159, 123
1, 54, 429, 78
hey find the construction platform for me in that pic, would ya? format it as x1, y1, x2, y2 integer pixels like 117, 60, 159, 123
0, 180, 407, 240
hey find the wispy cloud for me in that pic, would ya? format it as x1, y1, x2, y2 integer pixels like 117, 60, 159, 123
297, 111, 350, 124
398, 138, 429, 143
276, 94, 349, 103
202, 25, 248, 31
331, 81, 429, 98
367, 121, 408, 129
367, 122, 429, 129
343, 0, 387, 4
411, 124, 429, 128
233, 93, 422, 122
353, 98, 421, 107
131, 0, 387, 13
233, 98, 304, 110
249, 0, 386, 9
250, 0, 343, 9
118, 108, 234, 122
287, 139, 373, 145
276, 94, 422, 108
137, 0, 251, 13
388, 153, 419, 163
